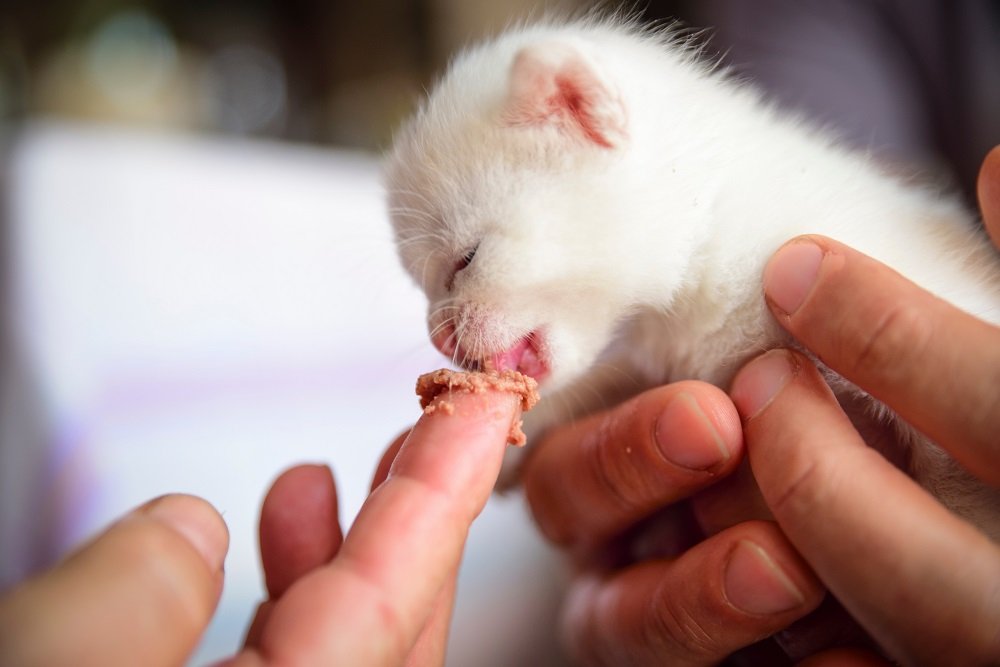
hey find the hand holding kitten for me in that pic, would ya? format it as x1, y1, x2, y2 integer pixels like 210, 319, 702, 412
523, 146, 1000, 666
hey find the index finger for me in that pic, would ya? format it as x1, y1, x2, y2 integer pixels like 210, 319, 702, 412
762, 235, 1000, 484
246, 388, 521, 666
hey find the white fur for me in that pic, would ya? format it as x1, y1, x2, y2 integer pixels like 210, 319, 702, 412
385, 18, 1000, 537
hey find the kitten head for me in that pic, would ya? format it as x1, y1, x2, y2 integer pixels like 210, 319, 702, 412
386, 31, 653, 392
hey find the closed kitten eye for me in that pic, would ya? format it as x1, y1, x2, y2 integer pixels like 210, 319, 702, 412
460, 244, 479, 268
445, 243, 479, 291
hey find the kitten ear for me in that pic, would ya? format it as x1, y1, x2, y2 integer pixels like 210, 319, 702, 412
504, 42, 627, 149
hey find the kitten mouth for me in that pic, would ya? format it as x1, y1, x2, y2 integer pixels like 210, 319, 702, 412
483, 332, 549, 382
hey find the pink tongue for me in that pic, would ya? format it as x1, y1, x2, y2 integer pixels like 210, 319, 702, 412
491, 339, 529, 373
491, 338, 545, 379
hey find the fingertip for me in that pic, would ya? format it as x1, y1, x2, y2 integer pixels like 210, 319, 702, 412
417, 386, 523, 427
713, 523, 826, 624
723, 537, 823, 617
388, 389, 519, 517
694, 383, 745, 451
654, 384, 741, 471
730, 349, 798, 421
284, 461, 334, 481
764, 238, 825, 317
260, 464, 341, 599
265, 464, 336, 505
261, 464, 339, 538
411, 387, 522, 447
142, 494, 229, 575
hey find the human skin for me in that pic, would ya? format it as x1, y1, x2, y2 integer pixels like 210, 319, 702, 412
523, 145, 1000, 666
0, 148, 996, 666
0, 388, 522, 666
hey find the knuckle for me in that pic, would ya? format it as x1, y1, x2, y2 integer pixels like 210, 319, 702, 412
363, 586, 410, 661
847, 302, 932, 381
766, 453, 825, 520
590, 422, 639, 514
645, 593, 718, 660
767, 443, 881, 523
583, 409, 640, 514
337, 558, 411, 662
589, 399, 672, 514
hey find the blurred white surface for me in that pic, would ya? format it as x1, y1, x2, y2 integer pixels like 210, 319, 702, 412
2, 122, 568, 665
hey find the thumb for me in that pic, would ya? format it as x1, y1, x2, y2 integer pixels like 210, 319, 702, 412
0, 494, 228, 667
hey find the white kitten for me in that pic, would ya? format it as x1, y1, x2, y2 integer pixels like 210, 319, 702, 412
384, 18, 1000, 537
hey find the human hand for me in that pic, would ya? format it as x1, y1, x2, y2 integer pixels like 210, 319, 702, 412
0, 387, 523, 666
727, 145, 1000, 665
523, 145, 1000, 666
522, 377, 828, 665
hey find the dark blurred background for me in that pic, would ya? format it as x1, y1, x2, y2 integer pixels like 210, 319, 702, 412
3, 0, 996, 188
0, 1, 703, 149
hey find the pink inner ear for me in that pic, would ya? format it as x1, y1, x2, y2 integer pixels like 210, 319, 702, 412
505, 43, 627, 149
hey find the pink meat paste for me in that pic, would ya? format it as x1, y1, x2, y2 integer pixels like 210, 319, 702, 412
415, 368, 540, 446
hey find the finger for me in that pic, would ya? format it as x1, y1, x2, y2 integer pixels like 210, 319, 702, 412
795, 648, 892, 666
0, 495, 227, 667
259, 464, 342, 600
403, 572, 457, 667
242, 600, 273, 650
243, 432, 438, 656
243, 389, 520, 666
979, 144, 1000, 247
563, 520, 824, 667
762, 235, 1000, 484
244, 465, 343, 649
524, 381, 743, 548
732, 349, 1000, 665
773, 596, 878, 662
372, 429, 411, 491
248, 582, 459, 667
375, 430, 453, 667
689, 458, 772, 537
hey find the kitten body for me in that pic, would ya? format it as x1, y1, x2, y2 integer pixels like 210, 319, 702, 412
385, 19, 1000, 536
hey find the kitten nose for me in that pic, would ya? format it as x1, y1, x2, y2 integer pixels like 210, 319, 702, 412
431, 321, 457, 358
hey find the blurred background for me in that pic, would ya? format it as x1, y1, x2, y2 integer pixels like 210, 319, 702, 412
0, 1, 996, 665
0, 0, 691, 149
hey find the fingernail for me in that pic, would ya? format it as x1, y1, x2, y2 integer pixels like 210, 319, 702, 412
764, 240, 823, 315
724, 540, 805, 615
730, 349, 795, 420
145, 495, 229, 573
655, 392, 730, 470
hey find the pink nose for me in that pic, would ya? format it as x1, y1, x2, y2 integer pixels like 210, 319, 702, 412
430, 321, 457, 358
